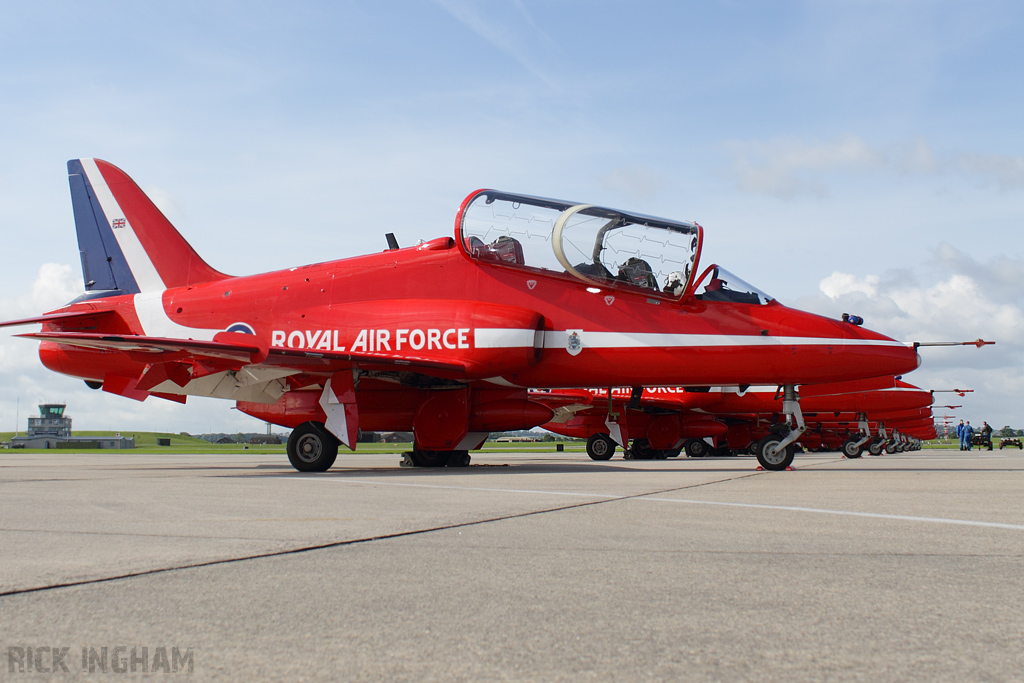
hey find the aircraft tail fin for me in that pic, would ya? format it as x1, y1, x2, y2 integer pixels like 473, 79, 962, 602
67, 158, 230, 295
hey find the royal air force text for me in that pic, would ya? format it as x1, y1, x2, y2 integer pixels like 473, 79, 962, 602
270, 328, 472, 353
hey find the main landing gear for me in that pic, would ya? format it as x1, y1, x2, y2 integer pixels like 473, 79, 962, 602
684, 438, 709, 458
625, 438, 681, 460
287, 422, 340, 472
587, 433, 616, 460
286, 421, 473, 471
400, 450, 472, 468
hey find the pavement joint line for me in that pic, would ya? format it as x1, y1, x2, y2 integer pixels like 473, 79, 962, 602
640, 498, 1024, 531
289, 477, 627, 498
295, 471, 1024, 532
0, 469, 761, 599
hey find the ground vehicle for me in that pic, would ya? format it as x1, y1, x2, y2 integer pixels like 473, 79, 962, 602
999, 437, 1022, 450
971, 434, 994, 451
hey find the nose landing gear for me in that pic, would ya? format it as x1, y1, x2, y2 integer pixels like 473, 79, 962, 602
755, 385, 805, 471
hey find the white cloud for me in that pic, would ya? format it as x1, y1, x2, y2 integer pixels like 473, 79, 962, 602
794, 245, 1024, 428
598, 166, 670, 202
0, 263, 261, 436
0, 262, 80, 321
727, 135, 1024, 198
728, 135, 885, 198
957, 153, 1024, 191
820, 271, 880, 299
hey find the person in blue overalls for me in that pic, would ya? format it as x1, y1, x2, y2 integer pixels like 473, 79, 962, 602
963, 421, 975, 451
956, 419, 965, 450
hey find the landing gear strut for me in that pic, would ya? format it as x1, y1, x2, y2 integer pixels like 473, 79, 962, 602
755, 385, 805, 471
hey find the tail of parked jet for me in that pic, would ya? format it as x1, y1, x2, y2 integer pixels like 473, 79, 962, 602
68, 158, 229, 296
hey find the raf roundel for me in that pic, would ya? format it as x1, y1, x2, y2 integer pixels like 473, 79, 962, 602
226, 322, 256, 335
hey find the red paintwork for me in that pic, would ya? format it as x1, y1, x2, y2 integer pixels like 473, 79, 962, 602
538, 377, 933, 452
4, 160, 922, 454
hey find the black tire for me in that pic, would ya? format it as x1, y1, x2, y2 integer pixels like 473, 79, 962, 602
287, 422, 339, 472
446, 451, 471, 467
586, 433, 616, 461
629, 438, 657, 460
867, 440, 883, 456
685, 438, 709, 458
664, 447, 682, 458
409, 449, 449, 467
756, 435, 795, 471
842, 439, 863, 459
884, 441, 897, 454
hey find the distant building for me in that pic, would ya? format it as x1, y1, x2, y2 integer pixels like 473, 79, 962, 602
10, 403, 135, 449
249, 435, 281, 444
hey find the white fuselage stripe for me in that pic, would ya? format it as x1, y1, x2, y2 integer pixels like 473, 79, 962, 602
474, 328, 537, 349
133, 291, 221, 340
474, 328, 909, 350
80, 158, 165, 292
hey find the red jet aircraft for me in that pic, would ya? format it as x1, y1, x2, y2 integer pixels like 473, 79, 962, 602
0, 160, 921, 471
535, 375, 934, 467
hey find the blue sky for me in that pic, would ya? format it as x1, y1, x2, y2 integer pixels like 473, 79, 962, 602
1, 0, 1021, 435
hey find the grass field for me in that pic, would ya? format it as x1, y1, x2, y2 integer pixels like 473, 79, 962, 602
0, 430, 983, 455
0, 431, 585, 455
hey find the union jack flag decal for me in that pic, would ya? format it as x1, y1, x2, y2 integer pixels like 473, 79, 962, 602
111, 218, 126, 229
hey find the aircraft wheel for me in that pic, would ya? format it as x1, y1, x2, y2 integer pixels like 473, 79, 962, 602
867, 440, 883, 456
404, 449, 449, 467
884, 442, 897, 454
755, 435, 795, 471
287, 422, 339, 472
684, 438, 709, 458
746, 441, 760, 456
586, 434, 616, 461
446, 451, 471, 467
842, 439, 863, 459
629, 438, 654, 460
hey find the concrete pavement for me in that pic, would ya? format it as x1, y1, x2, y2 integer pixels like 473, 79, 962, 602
1, 449, 1021, 680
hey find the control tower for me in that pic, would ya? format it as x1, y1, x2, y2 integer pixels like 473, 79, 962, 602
26, 403, 72, 439
10, 402, 133, 449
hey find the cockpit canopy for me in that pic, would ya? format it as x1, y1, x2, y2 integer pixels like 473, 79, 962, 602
457, 190, 703, 298
692, 264, 774, 305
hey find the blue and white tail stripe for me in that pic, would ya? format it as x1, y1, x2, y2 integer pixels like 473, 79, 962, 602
68, 159, 140, 295
68, 159, 169, 295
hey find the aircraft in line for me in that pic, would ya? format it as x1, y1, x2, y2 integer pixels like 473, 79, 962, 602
534, 375, 936, 466
0, 160, 922, 471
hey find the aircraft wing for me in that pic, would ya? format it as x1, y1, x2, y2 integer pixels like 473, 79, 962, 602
0, 309, 119, 329
19, 331, 471, 376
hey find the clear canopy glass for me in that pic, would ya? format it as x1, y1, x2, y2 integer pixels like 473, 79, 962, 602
458, 190, 702, 297
692, 265, 774, 305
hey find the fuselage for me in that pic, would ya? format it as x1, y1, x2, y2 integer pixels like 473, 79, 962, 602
41, 237, 920, 391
